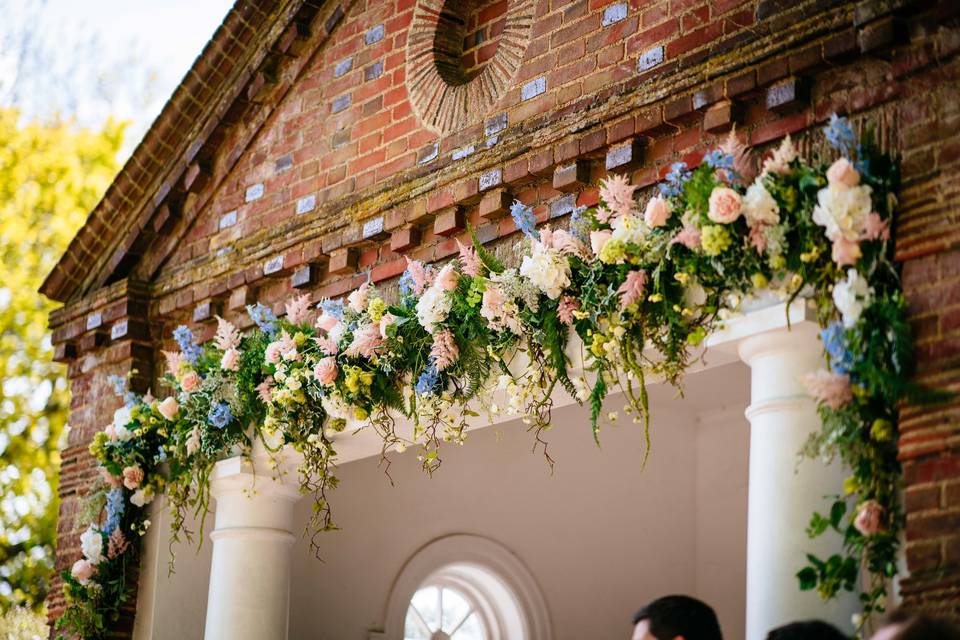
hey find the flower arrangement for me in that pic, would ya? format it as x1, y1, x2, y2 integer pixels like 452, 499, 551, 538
60, 116, 922, 637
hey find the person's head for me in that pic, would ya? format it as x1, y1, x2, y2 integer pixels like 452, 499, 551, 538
631, 595, 723, 640
765, 620, 848, 640
873, 608, 960, 640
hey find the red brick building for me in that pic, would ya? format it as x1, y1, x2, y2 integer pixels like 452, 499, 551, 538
42, 0, 960, 636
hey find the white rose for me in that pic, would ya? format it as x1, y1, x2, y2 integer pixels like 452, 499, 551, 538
80, 526, 104, 564
415, 285, 452, 334
519, 243, 571, 300
812, 184, 872, 243
112, 406, 131, 430
833, 268, 873, 328
742, 181, 780, 227
113, 424, 134, 442
130, 487, 155, 507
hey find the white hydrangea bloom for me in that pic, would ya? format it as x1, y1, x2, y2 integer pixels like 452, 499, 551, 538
80, 526, 104, 564
519, 241, 571, 300
833, 268, 873, 328
742, 180, 780, 227
812, 183, 873, 243
415, 284, 452, 334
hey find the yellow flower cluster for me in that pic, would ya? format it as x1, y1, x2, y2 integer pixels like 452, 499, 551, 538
700, 225, 731, 256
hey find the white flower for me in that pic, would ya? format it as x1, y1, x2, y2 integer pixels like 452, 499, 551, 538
130, 487, 155, 507
415, 284, 452, 334
812, 183, 873, 243
328, 322, 347, 346
80, 526, 104, 564
113, 423, 134, 442
113, 406, 131, 430
186, 427, 201, 456
321, 393, 352, 422
833, 268, 873, 328
742, 180, 780, 227
762, 134, 798, 176
518, 241, 571, 300
610, 214, 647, 246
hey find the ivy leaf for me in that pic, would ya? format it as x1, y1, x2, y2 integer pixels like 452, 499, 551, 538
830, 500, 847, 531
797, 567, 819, 591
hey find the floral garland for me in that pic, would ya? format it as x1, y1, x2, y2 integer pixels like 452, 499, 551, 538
59, 116, 921, 638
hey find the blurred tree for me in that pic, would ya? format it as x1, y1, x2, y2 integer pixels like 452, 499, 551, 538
0, 108, 125, 611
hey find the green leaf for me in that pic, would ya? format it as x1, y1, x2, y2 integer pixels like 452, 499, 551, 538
797, 567, 818, 590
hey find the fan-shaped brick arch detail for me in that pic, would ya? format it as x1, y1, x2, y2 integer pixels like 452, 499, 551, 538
407, 0, 534, 133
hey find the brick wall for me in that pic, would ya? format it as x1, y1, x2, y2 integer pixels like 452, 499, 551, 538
45, 0, 960, 629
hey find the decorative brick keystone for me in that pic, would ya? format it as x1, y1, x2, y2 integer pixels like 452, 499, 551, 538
704, 100, 741, 133
858, 16, 907, 54
86, 311, 103, 331
192, 300, 221, 322
52, 341, 77, 363
479, 188, 512, 220
263, 255, 286, 276
605, 139, 645, 171
228, 286, 255, 311
553, 161, 591, 193
550, 194, 577, 219
479, 168, 503, 191
183, 161, 211, 193
765, 77, 809, 113
79, 330, 108, 352
291, 265, 316, 289
434, 206, 465, 237
361, 216, 387, 241
390, 226, 421, 253
328, 247, 358, 275
245, 183, 265, 202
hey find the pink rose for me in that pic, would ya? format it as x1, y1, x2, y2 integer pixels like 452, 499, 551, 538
644, 196, 671, 228
71, 559, 95, 585
708, 187, 742, 224
379, 312, 398, 339
671, 225, 702, 250
590, 230, 612, 256
122, 466, 144, 491
313, 357, 338, 386
826, 158, 860, 189
158, 397, 179, 421
220, 348, 240, 372
264, 341, 282, 364
831, 237, 861, 266
180, 371, 200, 393
316, 312, 340, 332
854, 500, 884, 536
436, 263, 459, 292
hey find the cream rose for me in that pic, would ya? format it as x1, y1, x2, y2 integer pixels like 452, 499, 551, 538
826, 158, 860, 189
435, 263, 459, 292
707, 187, 742, 224
643, 196, 671, 228
122, 466, 144, 491
180, 370, 201, 392
590, 230, 612, 256
158, 397, 179, 421
71, 559, 95, 585
313, 357, 338, 386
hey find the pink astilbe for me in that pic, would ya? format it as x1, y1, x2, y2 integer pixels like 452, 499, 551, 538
457, 239, 482, 277
214, 316, 242, 351
803, 370, 853, 409
749, 224, 768, 254
256, 377, 275, 403
861, 212, 890, 242
598, 174, 637, 219
405, 257, 431, 295
670, 225, 702, 250
107, 528, 130, 559
617, 270, 648, 311
285, 294, 313, 325
430, 329, 459, 371
344, 323, 384, 359
718, 128, 756, 183
557, 295, 580, 325
762, 134, 798, 176
314, 335, 339, 355
162, 350, 185, 378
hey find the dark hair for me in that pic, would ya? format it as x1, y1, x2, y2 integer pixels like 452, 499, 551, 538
632, 595, 723, 640
884, 609, 960, 640
765, 620, 849, 640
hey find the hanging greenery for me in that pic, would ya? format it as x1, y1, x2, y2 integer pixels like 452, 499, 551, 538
58, 116, 922, 638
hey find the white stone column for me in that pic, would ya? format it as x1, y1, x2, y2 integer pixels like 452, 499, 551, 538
736, 318, 857, 638
203, 442, 302, 640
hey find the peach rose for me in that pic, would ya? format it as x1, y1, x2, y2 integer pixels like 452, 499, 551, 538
158, 397, 179, 421
644, 196, 672, 228
826, 158, 860, 189
122, 466, 143, 491
590, 230, 613, 256
707, 187, 742, 224
315, 312, 340, 332
180, 371, 200, 393
831, 237, 862, 267
71, 559, 95, 585
436, 263, 459, 292
854, 500, 884, 536
313, 357, 338, 386
220, 348, 240, 372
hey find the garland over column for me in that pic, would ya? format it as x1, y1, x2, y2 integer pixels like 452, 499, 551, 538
58, 116, 930, 638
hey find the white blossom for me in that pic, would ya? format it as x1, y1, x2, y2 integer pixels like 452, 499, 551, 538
742, 180, 780, 227
130, 487, 155, 507
812, 183, 873, 243
833, 268, 873, 328
415, 284, 453, 334
80, 526, 103, 564
519, 241, 571, 300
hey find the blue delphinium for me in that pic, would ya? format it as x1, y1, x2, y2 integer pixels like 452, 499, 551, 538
104, 487, 125, 533
658, 162, 691, 198
824, 114, 856, 157
820, 321, 855, 375
569, 205, 591, 243
208, 402, 233, 429
704, 149, 734, 171
173, 325, 204, 364
415, 362, 440, 396
510, 200, 540, 241
399, 269, 416, 298
246, 303, 279, 337
318, 298, 344, 319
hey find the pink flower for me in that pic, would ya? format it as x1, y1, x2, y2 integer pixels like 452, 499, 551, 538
644, 196, 672, 228
482, 285, 505, 316
599, 174, 637, 219
590, 230, 612, 256
285, 294, 313, 325
548, 228, 590, 258
826, 158, 860, 189
107, 528, 130, 559
670, 225, 702, 250
256, 377, 274, 403
379, 312, 398, 339
220, 348, 240, 372
430, 329, 459, 371
344, 323, 384, 359
180, 371, 200, 393
214, 316, 241, 351
803, 370, 853, 409
347, 283, 370, 313
404, 257, 431, 296
861, 212, 890, 242
749, 224, 767, 254
313, 357, 338, 386
831, 237, 862, 266
158, 397, 179, 421
71, 559, 95, 585
316, 311, 340, 332
617, 270, 648, 311
707, 187, 742, 224
315, 335, 339, 355
277, 331, 300, 361
718, 128, 756, 182
436, 263, 459, 292
264, 341, 283, 364
99, 467, 121, 488
557, 295, 579, 325
457, 239, 482, 277
762, 134, 798, 176
162, 350, 185, 378
122, 466, 144, 491
853, 500, 884, 536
